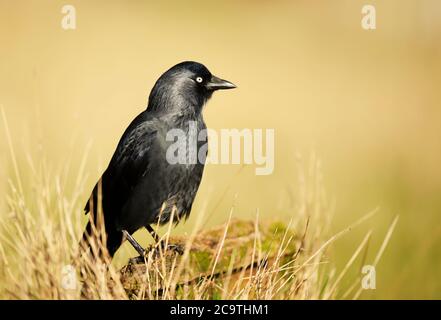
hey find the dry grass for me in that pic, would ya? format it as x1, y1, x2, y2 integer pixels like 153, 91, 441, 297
0, 110, 397, 300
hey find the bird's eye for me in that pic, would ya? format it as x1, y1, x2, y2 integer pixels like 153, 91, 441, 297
196, 76, 203, 83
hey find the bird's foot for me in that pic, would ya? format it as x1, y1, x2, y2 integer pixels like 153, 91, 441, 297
151, 242, 185, 256
128, 255, 147, 265
162, 243, 185, 255
128, 242, 184, 264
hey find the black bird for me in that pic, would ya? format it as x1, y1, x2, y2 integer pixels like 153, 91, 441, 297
81, 61, 236, 259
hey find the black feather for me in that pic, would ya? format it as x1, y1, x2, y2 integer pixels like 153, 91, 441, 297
81, 61, 234, 258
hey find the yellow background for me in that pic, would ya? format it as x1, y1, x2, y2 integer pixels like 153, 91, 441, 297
1, 0, 440, 298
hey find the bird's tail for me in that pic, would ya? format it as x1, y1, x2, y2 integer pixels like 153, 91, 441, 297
78, 221, 123, 262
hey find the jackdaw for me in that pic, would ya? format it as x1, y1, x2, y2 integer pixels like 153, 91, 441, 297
80, 61, 236, 258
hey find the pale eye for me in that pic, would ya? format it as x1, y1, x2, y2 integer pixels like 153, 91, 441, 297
196, 76, 203, 83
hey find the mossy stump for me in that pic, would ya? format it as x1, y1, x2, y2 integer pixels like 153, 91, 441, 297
119, 219, 300, 298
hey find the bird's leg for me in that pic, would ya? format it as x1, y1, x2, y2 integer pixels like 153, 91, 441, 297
145, 225, 184, 255
145, 225, 160, 243
122, 230, 145, 257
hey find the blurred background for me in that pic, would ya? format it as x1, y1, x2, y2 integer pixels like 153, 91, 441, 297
1, 0, 440, 298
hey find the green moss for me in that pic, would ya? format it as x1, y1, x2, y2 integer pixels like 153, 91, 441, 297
191, 251, 212, 273
119, 219, 301, 299
268, 221, 288, 236
226, 220, 255, 237
212, 290, 222, 300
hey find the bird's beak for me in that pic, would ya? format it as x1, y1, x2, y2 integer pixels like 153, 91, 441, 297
206, 75, 237, 90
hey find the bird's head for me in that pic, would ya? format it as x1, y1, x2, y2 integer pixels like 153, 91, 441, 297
148, 61, 236, 114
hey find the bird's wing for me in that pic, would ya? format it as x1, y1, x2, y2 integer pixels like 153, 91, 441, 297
84, 111, 158, 214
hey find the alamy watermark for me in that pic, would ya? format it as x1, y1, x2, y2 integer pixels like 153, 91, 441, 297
361, 5, 376, 30
61, 5, 76, 30
361, 265, 376, 290
61, 264, 77, 290
166, 121, 275, 176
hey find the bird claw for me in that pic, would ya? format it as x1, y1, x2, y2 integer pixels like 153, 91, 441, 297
128, 255, 147, 264
129, 243, 184, 264
163, 243, 185, 255
153, 242, 184, 256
